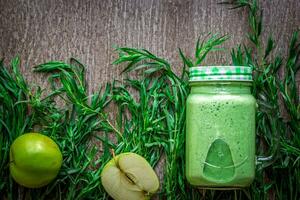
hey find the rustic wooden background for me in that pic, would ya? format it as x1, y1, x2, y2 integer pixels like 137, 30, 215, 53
0, 0, 299, 197
1, 0, 299, 92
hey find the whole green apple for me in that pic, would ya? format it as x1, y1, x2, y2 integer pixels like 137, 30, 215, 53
101, 152, 159, 200
9, 132, 63, 188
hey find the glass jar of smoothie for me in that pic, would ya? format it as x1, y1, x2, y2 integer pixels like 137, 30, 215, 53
186, 66, 256, 188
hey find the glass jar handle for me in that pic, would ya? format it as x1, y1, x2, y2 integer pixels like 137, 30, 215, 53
255, 103, 280, 169
256, 141, 279, 169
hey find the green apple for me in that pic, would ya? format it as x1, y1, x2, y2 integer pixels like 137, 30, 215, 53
101, 152, 159, 200
9, 132, 63, 188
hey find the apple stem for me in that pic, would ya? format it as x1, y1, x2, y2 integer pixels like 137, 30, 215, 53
110, 149, 119, 168
110, 148, 115, 158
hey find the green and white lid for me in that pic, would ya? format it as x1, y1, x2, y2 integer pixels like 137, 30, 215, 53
189, 66, 252, 82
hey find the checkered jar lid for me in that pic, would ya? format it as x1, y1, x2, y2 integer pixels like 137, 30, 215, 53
189, 66, 253, 82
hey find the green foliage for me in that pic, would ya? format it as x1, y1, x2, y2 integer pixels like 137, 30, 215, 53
225, 0, 300, 199
220, 0, 262, 47
112, 47, 191, 199
1, 58, 112, 199
179, 33, 229, 67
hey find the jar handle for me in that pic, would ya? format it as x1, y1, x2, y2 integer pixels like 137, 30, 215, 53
255, 108, 280, 169
256, 144, 279, 169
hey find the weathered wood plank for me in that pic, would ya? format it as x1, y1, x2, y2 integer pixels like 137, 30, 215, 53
1, 0, 298, 92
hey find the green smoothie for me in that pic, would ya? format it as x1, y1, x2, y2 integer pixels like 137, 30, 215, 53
186, 82, 256, 188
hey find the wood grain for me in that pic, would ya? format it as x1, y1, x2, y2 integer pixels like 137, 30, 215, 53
1, 0, 298, 91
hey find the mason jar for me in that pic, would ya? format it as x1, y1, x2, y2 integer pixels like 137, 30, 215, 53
186, 66, 256, 188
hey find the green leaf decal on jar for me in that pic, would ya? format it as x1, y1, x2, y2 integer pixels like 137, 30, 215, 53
203, 139, 235, 182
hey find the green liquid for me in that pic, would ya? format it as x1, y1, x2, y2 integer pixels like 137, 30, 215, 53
186, 83, 256, 188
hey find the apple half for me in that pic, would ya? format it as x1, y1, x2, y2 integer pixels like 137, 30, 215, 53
101, 152, 159, 200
